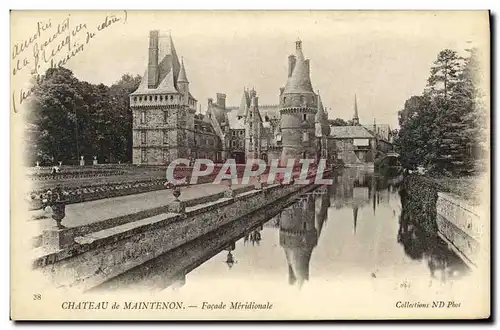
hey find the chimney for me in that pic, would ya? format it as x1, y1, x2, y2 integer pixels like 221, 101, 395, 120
147, 30, 159, 88
251, 96, 259, 108
296, 40, 302, 50
288, 55, 296, 77
304, 59, 310, 75
216, 93, 226, 109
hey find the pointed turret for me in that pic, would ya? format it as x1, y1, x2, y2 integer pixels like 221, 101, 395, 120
178, 57, 189, 83
353, 94, 360, 125
176, 57, 190, 105
315, 92, 331, 138
237, 88, 249, 117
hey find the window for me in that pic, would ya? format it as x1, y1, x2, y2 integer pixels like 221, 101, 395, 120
163, 130, 169, 145
149, 96, 152, 101
302, 132, 309, 142
239, 130, 244, 136
141, 131, 147, 144
160, 95, 163, 101
265, 115, 269, 122
141, 148, 147, 162
249, 137, 253, 143
170, 95, 173, 101
154, 95, 158, 101
139, 96, 142, 101
164, 111, 169, 123
303, 114, 307, 121
140, 111, 146, 124
232, 140, 236, 147
232, 131, 236, 137
133, 97, 137, 102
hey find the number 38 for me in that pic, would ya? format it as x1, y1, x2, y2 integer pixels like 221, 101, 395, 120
33, 293, 42, 300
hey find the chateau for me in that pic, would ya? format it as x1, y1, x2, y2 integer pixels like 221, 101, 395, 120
130, 31, 332, 165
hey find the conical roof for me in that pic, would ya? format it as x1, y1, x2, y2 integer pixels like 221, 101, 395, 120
283, 40, 314, 94
177, 57, 189, 83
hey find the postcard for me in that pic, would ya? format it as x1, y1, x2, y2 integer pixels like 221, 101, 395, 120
10, 10, 491, 320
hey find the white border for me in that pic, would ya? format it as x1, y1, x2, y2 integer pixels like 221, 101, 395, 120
3, 1, 498, 328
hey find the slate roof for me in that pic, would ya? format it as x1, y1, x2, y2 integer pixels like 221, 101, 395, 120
330, 126, 374, 139
131, 33, 182, 95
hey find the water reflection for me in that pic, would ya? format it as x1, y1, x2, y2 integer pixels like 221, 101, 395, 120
398, 187, 470, 283
94, 168, 469, 292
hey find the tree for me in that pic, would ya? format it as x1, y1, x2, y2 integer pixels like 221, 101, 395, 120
109, 74, 142, 162
28, 67, 85, 165
328, 118, 353, 126
24, 68, 142, 165
395, 95, 434, 170
397, 48, 487, 176
426, 49, 462, 100
426, 49, 473, 175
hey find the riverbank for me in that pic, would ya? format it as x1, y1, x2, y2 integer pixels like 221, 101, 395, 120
401, 174, 484, 268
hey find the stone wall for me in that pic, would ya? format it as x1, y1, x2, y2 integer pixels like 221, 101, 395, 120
33, 180, 320, 291
401, 175, 480, 267
436, 192, 481, 267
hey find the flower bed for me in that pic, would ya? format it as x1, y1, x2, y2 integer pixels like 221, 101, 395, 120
29, 169, 126, 181
28, 164, 274, 206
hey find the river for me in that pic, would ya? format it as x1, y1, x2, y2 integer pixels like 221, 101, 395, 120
95, 168, 470, 294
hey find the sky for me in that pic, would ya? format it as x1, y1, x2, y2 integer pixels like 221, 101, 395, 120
11, 10, 489, 129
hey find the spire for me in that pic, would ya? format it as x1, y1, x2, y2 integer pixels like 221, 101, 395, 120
353, 94, 360, 125
353, 206, 358, 234
178, 57, 189, 83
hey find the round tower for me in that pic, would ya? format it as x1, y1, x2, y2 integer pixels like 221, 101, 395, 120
279, 40, 318, 162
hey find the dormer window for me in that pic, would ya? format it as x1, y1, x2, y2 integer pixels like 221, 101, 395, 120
133, 97, 137, 102
154, 95, 158, 101
149, 96, 152, 101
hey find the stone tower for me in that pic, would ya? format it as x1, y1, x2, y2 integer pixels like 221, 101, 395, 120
244, 89, 262, 161
279, 194, 318, 287
279, 40, 318, 162
130, 31, 197, 165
